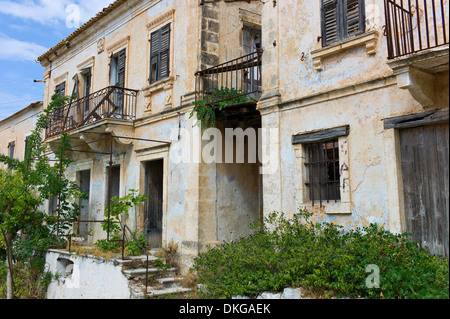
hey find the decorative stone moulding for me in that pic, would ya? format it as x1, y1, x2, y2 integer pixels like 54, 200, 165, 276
311, 30, 379, 71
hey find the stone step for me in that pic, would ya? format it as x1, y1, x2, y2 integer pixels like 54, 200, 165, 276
123, 267, 176, 279
146, 286, 193, 298
157, 277, 184, 288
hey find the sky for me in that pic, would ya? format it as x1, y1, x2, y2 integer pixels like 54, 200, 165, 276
0, 0, 116, 121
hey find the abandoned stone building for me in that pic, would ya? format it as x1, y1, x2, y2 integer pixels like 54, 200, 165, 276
0, 0, 448, 298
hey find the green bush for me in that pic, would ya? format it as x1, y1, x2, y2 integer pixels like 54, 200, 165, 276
126, 233, 148, 256
192, 211, 449, 299
1, 256, 53, 299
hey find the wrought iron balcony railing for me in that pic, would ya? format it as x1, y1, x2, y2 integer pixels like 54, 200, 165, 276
46, 86, 138, 138
195, 49, 263, 106
384, 0, 448, 59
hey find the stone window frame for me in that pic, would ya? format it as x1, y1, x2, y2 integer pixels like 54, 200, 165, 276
292, 125, 351, 215
310, 0, 379, 71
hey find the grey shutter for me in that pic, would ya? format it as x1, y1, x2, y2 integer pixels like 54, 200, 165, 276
345, 0, 365, 38
322, 0, 339, 46
117, 49, 126, 88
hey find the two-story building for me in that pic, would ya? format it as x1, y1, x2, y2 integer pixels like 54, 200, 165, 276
0, 101, 43, 164
37, 0, 265, 270
35, 0, 448, 274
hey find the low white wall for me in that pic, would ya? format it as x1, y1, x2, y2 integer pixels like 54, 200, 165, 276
45, 249, 131, 299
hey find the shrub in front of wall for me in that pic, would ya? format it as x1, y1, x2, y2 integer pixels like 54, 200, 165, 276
192, 212, 449, 299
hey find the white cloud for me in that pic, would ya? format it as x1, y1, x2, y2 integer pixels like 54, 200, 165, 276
0, 34, 48, 61
0, 0, 116, 27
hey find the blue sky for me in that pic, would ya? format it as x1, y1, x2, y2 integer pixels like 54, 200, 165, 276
0, 0, 115, 121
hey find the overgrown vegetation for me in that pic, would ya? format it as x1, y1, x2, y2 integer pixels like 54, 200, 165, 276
190, 87, 251, 128
192, 211, 449, 299
95, 190, 148, 256
0, 94, 86, 299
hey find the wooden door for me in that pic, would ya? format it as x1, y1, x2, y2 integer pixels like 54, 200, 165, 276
144, 160, 164, 247
400, 123, 449, 257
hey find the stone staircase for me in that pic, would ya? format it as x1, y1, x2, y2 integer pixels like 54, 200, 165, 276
116, 249, 192, 299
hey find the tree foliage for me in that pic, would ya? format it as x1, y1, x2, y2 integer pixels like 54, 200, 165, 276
0, 94, 86, 298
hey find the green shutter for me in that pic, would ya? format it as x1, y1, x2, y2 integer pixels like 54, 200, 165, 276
322, 0, 339, 46
149, 23, 171, 83
117, 49, 126, 88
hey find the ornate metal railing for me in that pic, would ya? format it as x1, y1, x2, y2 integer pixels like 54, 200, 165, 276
384, 0, 448, 59
46, 86, 138, 138
195, 49, 263, 105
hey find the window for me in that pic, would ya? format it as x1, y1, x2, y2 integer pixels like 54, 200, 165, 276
292, 125, 350, 209
109, 49, 126, 115
54, 82, 66, 121
149, 23, 171, 83
304, 139, 340, 205
24, 136, 31, 160
49, 196, 58, 215
321, 0, 365, 47
7, 141, 15, 159
55, 82, 66, 98
80, 68, 92, 114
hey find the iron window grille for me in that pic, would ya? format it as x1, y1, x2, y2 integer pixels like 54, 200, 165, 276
304, 139, 341, 206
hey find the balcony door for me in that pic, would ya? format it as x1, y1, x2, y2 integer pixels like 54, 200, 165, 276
243, 26, 262, 97
80, 67, 92, 120
109, 48, 126, 118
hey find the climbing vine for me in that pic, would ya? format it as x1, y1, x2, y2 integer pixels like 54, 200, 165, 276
190, 87, 251, 128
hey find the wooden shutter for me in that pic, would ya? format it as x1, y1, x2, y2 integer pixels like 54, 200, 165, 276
345, 0, 365, 38
117, 49, 126, 88
160, 24, 171, 79
55, 82, 66, 98
322, 0, 340, 46
149, 29, 160, 83
149, 23, 171, 83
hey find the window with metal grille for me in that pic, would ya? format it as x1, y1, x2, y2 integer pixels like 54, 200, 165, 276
304, 139, 341, 205
321, 0, 365, 47
149, 23, 171, 83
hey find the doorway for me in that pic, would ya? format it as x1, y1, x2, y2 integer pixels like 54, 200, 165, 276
144, 159, 164, 247
78, 169, 91, 239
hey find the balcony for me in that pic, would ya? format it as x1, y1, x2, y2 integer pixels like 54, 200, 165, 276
384, 0, 449, 107
46, 86, 138, 139
195, 49, 263, 106
384, 0, 448, 59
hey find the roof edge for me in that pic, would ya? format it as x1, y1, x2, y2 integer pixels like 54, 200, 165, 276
37, 0, 127, 63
